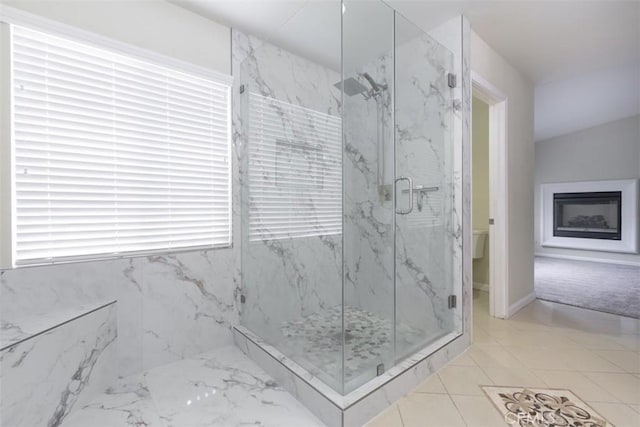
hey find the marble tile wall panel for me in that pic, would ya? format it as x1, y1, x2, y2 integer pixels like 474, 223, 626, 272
232, 30, 343, 345
139, 249, 240, 370
0, 303, 117, 427
342, 53, 395, 320
393, 27, 457, 351
0, 248, 241, 377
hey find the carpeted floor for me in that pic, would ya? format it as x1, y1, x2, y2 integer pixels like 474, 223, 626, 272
535, 256, 640, 319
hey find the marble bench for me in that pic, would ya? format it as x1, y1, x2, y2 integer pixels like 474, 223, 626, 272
0, 301, 117, 427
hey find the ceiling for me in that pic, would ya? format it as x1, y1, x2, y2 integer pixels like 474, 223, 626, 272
389, 1, 640, 84
171, 0, 640, 140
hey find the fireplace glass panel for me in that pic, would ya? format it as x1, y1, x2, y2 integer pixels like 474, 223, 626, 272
553, 191, 622, 240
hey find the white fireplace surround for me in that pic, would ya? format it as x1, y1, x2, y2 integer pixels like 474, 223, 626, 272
541, 179, 639, 254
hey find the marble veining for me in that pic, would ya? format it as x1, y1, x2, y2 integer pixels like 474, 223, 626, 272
1, 303, 117, 427
61, 346, 324, 427
0, 300, 115, 351
233, 29, 343, 367
60, 374, 163, 427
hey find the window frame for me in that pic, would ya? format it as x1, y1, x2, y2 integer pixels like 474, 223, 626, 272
0, 7, 234, 268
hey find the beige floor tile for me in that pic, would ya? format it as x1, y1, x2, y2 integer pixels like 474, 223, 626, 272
450, 394, 507, 427
501, 346, 568, 370
587, 401, 640, 427
533, 370, 619, 402
512, 299, 640, 335
563, 331, 629, 350
506, 318, 555, 331
480, 366, 548, 388
594, 350, 640, 374
438, 365, 493, 396
449, 351, 477, 366
413, 373, 448, 394
365, 404, 404, 427
560, 349, 626, 372
468, 344, 525, 368
493, 330, 583, 349
584, 372, 640, 405
477, 323, 522, 338
611, 335, 640, 351
397, 393, 466, 427
472, 327, 499, 345
629, 404, 640, 415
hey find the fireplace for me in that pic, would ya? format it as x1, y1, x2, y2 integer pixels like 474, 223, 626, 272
553, 191, 622, 240
541, 179, 638, 254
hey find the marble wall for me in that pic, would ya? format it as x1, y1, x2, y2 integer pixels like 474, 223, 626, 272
0, 249, 242, 376
394, 28, 458, 354
234, 30, 343, 344
0, 303, 117, 426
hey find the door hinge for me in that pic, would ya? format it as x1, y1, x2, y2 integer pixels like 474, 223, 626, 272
488, 218, 495, 225
448, 295, 457, 309
376, 363, 385, 376
447, 73, 457, 88
240, 294, 246, 304
239, 84, 245, 94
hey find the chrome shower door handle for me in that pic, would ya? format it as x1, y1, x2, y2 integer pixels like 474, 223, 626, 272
395, 176, 413, 214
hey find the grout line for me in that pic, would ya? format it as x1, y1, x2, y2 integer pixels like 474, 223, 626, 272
396, 403, 405, 427
436, 372, 453, 395
446, 392, 469, 427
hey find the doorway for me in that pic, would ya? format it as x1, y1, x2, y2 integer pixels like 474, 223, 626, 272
472, 72, 509, 319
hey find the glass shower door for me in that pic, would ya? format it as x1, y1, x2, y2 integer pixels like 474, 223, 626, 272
394, 14, 458, 359
341, 0, 396, 393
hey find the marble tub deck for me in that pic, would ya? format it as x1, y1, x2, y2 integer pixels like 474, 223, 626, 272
60, 346, 324, 427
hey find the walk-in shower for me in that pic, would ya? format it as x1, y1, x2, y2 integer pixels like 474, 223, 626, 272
236, 0, 465, 400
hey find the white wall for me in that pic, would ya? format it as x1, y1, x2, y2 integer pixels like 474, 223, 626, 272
471, 31, 536, 307
535, 115, 640, 265
2, 0, 230, 74
535, 63, 640, 142
472, 96, 490, 286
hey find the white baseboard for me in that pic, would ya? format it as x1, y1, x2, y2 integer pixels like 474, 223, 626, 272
508, 292, 536, 317
473, 282, 490, 292
535, 252, 640, 267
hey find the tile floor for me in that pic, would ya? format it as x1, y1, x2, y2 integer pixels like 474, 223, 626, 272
61, 291, 639, 426
365, 291, 640, 427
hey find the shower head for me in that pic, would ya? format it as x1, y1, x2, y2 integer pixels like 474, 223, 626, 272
334, 77, 369, 97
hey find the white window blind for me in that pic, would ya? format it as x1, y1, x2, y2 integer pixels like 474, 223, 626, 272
11, 25, 232, 265
248, 92, 342, 241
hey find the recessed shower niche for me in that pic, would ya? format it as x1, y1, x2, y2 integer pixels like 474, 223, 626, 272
232, 1, 471, 425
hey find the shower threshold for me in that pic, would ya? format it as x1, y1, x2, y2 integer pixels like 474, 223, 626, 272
233, 321, 463, 427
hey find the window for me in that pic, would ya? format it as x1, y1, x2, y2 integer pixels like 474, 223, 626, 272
247, 92, 341, 241
9, 25, 232, 266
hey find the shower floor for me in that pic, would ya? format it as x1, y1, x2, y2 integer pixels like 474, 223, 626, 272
280, 306, 424, 387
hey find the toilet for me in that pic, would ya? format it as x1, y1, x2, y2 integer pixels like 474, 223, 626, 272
472, 229, 488, 259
